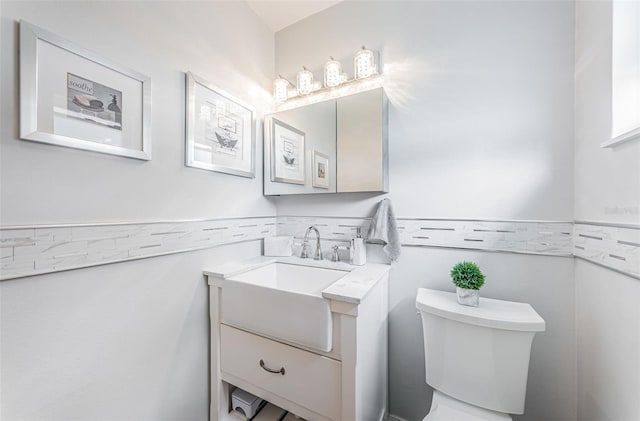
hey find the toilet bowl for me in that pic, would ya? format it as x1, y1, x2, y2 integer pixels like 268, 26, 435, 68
425, 390, 512, 421
416, 288, 545, 421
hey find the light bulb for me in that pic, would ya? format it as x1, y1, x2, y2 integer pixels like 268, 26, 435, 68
324, 56, 343, 88
296, 67, 315, 95
273, 75, 289, 103
354, 46, 377, 80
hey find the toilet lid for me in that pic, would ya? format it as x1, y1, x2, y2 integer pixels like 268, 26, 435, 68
416, 288, 545, 332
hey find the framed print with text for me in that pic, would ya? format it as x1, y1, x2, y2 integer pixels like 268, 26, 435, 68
19, 21, 151, 160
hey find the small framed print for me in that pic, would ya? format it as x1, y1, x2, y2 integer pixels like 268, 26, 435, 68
19, 21, 151, 160
312, 150, 329, 189
186, 72, 255, 178
270, 118, 305, 184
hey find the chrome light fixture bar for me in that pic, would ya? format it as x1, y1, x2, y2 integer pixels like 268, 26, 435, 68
276, 74, 383, 111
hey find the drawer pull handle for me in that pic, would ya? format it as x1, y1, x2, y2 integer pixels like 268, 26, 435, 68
259, 359, 285, 375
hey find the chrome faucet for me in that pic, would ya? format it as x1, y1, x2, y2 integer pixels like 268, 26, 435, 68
301, 225, 323, 260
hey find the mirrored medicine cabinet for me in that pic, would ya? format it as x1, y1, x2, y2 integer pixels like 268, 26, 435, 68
263, 87, 388, 196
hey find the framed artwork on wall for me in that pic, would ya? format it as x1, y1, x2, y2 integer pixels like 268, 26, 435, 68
19, 21, 152, 160
270, 118, 305, 185
312, 150, 329, 189
185, 72, 255, 178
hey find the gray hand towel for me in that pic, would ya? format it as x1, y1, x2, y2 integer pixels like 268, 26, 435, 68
366, 198, 401, 262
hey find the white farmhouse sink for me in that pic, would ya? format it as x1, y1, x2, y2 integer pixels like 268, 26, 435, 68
221, 263, 349, 352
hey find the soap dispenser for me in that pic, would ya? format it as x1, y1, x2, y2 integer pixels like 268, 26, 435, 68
350, 227, 367, 266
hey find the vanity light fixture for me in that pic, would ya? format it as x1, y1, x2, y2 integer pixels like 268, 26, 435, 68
324, 56, 343, 88
274, 46, 381, 107
273, 75, 290, 103
296, 66, 315, 95
354, 46, 377, 79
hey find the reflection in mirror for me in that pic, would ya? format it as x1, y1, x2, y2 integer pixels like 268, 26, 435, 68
270, 118, 306, 185
263, 87, 388, 196
337, 88, 388, 193
264, 100, 337, 195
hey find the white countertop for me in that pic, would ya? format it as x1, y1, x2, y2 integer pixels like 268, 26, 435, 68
204, 256, 390, 305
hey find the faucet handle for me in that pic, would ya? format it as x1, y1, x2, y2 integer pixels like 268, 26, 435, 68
331, 245, 350, 262
331, 245, 340, 262
300, 241, 311, 259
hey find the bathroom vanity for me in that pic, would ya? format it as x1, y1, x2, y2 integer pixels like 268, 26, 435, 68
204, 256, 390, 421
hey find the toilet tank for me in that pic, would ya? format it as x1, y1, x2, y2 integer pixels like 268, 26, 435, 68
416, 288, 545, 415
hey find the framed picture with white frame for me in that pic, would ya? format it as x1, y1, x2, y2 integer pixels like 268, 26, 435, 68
185, 72, 255, 178
312, 150, 329, 189
19, 21, 152, 160
270, 118, 305, 185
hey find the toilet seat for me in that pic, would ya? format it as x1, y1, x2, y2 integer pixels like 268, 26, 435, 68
424, 391, 512, 421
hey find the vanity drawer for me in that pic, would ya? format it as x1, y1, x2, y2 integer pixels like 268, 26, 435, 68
220, 324, 341, 420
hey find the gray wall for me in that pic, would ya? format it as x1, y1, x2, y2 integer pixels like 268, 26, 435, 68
575, 260, 640, 421
275, 0, 575, 221
574, 1, 640, 225
0, 1, 275, 224
574, 2, 640, 420
0, 2, 275, 420
275, 2, 577, 420
0, 241, 261, 420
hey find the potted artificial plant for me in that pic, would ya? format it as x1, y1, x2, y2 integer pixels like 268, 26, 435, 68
450, 261, 485, 307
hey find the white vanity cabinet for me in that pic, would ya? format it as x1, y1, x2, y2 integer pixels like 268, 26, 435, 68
220, 325, 342, 420
205, 257, 390, 421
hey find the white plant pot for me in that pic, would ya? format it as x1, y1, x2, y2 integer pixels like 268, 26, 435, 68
456, 287, 480, 307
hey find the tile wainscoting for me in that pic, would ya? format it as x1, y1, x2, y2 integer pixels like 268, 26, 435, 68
0, 217, 277, 280
574, 222, 640, 279
278, 216, 639, 279
1, 216, 637, 280
277, 216, 574, 256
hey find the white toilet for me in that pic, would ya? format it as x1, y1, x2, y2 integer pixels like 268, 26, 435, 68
416, 288, 545, 421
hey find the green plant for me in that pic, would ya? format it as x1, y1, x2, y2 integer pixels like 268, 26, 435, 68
450, 261, 485, 290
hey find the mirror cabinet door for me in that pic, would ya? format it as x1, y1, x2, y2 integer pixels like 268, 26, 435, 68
264, 100, 337, 195
336, 88, 388, 193
263, 87, 387, 196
